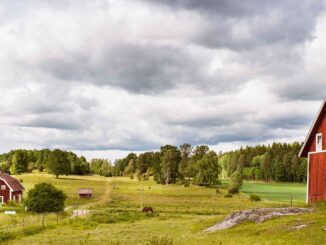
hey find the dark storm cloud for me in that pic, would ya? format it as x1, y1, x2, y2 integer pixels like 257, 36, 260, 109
142, 0, 324, 50
38, 43, 210, 94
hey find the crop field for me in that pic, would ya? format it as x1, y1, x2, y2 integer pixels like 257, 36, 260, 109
1, 174, 325, 245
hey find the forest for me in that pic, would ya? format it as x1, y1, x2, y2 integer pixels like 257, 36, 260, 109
0, 142, 307, 184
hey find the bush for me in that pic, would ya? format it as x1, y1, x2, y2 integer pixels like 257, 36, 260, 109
25, 183, 66, 213
215, 187, 220, 194
250, 194, 261, 201
224, 193, 233, 198
184, 179, 190, 187
19, 179, 23, 183
228, 171, 243, 194
228, 186, 239, 194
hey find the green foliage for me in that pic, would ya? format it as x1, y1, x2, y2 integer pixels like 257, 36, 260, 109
228, 171, 243, 194
161, 146, 181, 185
10, 150, 28, 174
250, 193, 261, 201
48, 149, 71, 178
0, 161, 9, 173
0, 149, 88, 176
91, 159, 114, 177
224, 193, 233, 198
25, 183, 66, 213
184, 179, 190, 187
194, 151, 220, 186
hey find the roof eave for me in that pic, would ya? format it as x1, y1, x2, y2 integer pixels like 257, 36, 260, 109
299, 98, 326, 158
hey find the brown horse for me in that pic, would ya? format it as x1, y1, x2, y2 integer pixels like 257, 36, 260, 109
142, 207, 154, 213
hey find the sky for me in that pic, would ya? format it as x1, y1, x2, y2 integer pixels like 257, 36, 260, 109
0, 0, 326, 161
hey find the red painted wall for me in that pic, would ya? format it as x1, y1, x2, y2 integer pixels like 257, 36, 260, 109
12, 191, 23, 202
308, 152, 326, 203
0, 179, 10, 203
308, 109, 326, 153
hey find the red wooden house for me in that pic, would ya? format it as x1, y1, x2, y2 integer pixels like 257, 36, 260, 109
299, 99, 326, 204
0, 171, 25, 204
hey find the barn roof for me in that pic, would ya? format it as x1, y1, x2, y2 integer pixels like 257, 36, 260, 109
299, 99, 326, 158
0, 172, 25, 191
78, 188, 93, 195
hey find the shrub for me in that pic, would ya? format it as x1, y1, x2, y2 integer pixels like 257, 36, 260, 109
184, 179, 190, 187
228, 186, 239, 194
228, 171, 243, 194
250, 194, 261, 201
149, 236, 174, 245
224, 193, 233, 198
19, 179, 23, 183
25, 183, 66, 213
215, 187, 220, 194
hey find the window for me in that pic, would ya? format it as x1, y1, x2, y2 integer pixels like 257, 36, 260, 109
0, 185, 5, 190
316, 133, 323, 152
0, 196, 3, 204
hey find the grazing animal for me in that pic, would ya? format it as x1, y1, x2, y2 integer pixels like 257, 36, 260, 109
142, 207, 154, 213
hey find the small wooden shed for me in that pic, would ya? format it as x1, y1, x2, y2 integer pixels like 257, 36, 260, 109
78, 188, 93, 198
0, 171, 25, 204
299, 98, 326, 204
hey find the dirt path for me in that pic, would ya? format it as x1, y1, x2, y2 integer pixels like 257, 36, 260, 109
75, 177, 113, 211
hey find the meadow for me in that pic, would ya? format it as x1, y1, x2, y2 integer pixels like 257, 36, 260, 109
1, 173, 325, 245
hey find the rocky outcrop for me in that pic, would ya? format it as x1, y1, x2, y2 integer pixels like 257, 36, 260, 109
204, 207, 313, 232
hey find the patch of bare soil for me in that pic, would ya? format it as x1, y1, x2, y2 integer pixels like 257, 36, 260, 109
204, 207, 313, 232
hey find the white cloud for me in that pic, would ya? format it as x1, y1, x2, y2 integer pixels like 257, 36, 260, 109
0, 0, 325, 159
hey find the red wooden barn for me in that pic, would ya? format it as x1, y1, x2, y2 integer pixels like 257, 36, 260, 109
0, 171, 25, 204
299, 99, 326, 204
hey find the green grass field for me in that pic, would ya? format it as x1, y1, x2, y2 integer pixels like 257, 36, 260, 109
241, 181, 306, 202
1, 174, 325, 245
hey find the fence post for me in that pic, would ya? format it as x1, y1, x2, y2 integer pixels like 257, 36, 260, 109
23, 218, 24, 228
57, 213, 59, 225
290, 194, 293, 207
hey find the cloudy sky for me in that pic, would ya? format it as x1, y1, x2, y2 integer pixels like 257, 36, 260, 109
0, 0, 326, 160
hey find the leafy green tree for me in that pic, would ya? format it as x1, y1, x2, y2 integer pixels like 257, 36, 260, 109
228, 171, 243, 194
218, 154, 231, 179
48, 149, 70, 178
161, 147, 181, 184
195, 151, 220, 186
10, 150, 28, 174
25, 183, 66, 213
178, 143, 192, 180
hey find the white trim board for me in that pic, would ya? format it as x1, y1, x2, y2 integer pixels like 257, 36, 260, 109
0, 177, 14, 192
308, 150, 326, 155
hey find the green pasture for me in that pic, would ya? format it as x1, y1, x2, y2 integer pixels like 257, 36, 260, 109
241, 181, 306, 202
1, 174, 324, 245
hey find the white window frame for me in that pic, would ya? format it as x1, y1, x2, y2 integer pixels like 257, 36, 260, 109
316, 133, 323, 152
0, 185, 5, 190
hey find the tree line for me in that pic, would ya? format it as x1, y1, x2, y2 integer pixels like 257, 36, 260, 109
112, 142, 307, 184
0, 149, 89, 178
0, 142, 307, 183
